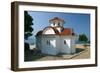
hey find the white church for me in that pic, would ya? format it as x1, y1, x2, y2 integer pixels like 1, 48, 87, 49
36, 17, 77, 55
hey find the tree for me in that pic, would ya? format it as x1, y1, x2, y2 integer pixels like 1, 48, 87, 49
24, 11, 33, 40
78, 34, 89, 49
24, 11, 33, 50
78, 34, 88, 43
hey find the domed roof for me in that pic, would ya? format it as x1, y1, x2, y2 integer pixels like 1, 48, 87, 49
42, 26, 59, 35
36, 17, 76, 36
36, 30, 43, 36
36, 26, 75, 36
49, 17, 65, 23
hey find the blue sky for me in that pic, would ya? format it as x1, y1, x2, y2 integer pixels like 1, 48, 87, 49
27, 11, 90, 40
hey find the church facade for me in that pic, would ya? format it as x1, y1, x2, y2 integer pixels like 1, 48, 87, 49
36, 17, 77, 55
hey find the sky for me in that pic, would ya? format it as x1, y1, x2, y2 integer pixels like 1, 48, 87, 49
27, 11, 90, 42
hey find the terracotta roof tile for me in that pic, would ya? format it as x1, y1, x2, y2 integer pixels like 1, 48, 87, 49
36, 27, 75, 36
60, 28, 73, 35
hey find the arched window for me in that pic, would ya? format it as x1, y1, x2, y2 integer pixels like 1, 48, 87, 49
53, 22, 55, 26
58, 22, 60, 26
64, 40, 66, 44
47, 40, 50, 45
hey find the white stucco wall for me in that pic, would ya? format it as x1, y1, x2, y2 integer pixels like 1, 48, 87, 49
56, 36, 77, 54
56, 36, 71, 54
36, 36, 42, 50
61, 38, 71, 54
62, 36, 77, 54
36, 35, 77, 55
41, 35, 58, 55
70, 39, 76, 54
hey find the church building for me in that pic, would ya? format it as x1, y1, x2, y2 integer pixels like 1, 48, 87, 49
36, 17, 77, 55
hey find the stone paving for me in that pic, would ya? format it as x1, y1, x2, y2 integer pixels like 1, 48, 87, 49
24, 44, 90, 61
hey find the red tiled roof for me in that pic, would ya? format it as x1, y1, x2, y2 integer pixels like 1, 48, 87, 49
36, 27, 75, 36
60, 28, 73, 35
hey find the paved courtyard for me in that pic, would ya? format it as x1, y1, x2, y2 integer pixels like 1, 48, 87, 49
37, 47, 90, 61
24, 44, 90, 61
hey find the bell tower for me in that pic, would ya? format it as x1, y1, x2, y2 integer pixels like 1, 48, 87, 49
49, 17, 65, 32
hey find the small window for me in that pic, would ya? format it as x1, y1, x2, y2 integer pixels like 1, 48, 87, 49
48, 40, 50, 45
58, 22, 60, 26
64, 40, 66, 44
47, 41, 48, 45
47, 40, 50, 45
53, 22, 55, 26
